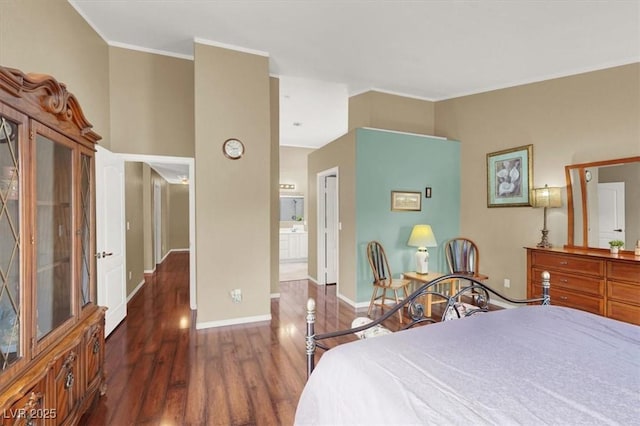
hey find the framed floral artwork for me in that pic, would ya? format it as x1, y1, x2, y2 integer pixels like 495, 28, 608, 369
486, 144, 533, 207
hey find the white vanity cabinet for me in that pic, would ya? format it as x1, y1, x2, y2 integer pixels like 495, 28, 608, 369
280, 231, 308, 261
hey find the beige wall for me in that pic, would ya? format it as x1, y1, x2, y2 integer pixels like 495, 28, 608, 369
279, 146, 315, 228
0, 0, 110, 147
168, 184, 190, 249
435, 63, 640, 298
308, 132, 357, 301
194, 43, 272, 325
125, 162, 145, 294
108, 47, 194, 157
349, 91, 436, 135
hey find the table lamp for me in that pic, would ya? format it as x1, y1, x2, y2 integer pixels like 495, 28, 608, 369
407, 224, 438, 274
532, 184, 562, 248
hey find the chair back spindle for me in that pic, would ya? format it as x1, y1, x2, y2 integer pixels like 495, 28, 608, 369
445, 238, 479, 276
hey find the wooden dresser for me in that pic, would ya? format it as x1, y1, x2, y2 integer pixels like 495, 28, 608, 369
527, 247, 640, 325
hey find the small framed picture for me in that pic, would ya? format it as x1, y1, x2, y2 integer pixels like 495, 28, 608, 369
391, 191, 422, 211
486, 144, 533, 207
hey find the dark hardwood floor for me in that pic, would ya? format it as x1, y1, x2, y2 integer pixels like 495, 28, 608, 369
81, 252, 406, 425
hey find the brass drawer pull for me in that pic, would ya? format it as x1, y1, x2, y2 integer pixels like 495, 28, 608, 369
560, 279, 569, 283
559, 261, 569, 265
559, 296, 569, 301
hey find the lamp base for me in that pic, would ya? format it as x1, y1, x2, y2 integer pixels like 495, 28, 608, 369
415, 248, 429, 274
536, 229, 552, 248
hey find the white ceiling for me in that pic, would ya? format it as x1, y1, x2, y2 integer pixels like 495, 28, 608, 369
147, 161, 189, 184
69, 0, 639, 157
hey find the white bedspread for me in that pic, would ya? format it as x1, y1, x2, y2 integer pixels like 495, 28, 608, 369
295, 306, 640, 425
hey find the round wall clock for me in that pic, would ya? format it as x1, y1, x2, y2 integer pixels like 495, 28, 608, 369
222, 138, 244, 160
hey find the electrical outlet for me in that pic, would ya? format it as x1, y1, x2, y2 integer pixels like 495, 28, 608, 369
503, 278, 511, 288
230, 289, 242, 303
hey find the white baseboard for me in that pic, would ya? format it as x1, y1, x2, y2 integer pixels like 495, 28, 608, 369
159, 251, 170, 264
338, 293, 399, 310
270, 293, 280, 299
490, 298, 517, 309
336, 293, 369, 309
127, 279, 146, 302
169, 248, 189, 252
334, 289, 517, 312
195, 314, 272, 330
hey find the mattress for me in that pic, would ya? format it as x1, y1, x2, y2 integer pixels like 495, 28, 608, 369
294, 305, 640, 425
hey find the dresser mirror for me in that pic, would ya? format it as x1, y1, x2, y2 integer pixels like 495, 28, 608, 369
565, 156, 640, 250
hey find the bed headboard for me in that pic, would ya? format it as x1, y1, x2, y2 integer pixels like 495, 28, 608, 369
305, 271, 551, 377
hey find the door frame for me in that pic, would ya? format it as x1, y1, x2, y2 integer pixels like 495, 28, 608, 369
117, 153, 197, 310
153, 181, 162, 264
316, 167, 339, 290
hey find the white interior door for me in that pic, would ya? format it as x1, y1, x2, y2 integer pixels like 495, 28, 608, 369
95, 146, 126, 336
598, 182, 625, 248
324, 176, 338, 284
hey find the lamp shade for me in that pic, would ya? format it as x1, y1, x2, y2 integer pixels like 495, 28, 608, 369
407, 224, 438, 248
532, 185, 562, 208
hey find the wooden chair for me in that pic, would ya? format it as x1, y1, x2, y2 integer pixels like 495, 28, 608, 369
366, 241, 412, 323
444, 238, 487, 296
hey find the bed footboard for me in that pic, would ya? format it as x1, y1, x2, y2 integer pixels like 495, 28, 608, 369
305, 271, 551, 377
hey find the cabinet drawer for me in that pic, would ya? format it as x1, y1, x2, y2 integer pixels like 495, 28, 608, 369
607, 280, 640, 306
607, 261, 640, 283
84, 322, 105, 393
532, 268, 603, 296
52, 347, 81, 425
607, 300, 640, 325
533, 284, 604, 315
1, 386, 47, 426
531, 252, 603, 277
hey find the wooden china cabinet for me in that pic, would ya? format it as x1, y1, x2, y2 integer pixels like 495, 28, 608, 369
0, 66, 105, 425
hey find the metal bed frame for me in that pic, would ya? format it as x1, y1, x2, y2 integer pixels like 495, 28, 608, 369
305, 271, 551, 377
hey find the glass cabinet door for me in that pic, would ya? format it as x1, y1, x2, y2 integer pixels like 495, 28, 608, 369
0, 113, 23, 373
34, 132, 74, 340
79, 152, 96, 308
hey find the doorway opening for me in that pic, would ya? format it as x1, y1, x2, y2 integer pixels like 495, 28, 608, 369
118, 153, 196, 309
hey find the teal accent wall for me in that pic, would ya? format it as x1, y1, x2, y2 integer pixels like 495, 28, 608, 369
355, 128, 461, 303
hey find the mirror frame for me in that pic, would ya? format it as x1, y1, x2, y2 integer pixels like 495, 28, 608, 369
565, 155, 640, 249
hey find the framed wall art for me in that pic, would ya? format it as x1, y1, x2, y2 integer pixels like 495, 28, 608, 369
391, 191, 421, 211
486, 144, 533, 207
